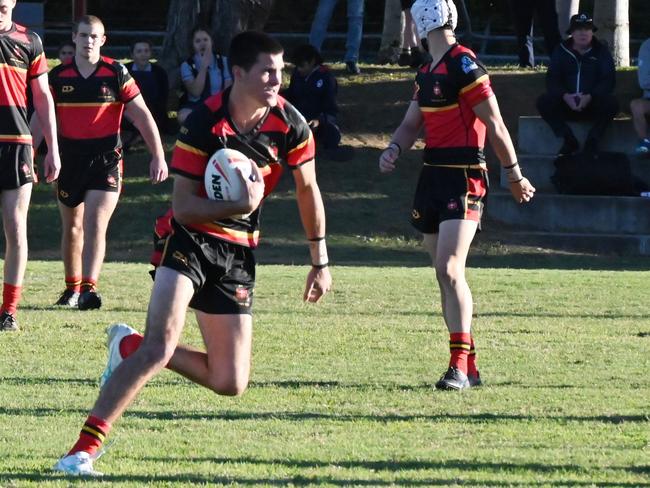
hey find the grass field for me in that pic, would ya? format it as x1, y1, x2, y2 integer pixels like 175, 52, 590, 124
0, 64, 649, 487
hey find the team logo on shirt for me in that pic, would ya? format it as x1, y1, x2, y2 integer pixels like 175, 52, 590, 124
62, 85, 74, 93
316, 79, 323, 88
412, 209, 421, 219
235, 286, 251, 306
447, 199, 459, 210
460, 56, 478, 74
99, 83, 115, 101
433, 82, 442, 97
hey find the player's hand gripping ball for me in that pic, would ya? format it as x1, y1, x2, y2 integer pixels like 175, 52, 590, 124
205, 148, 262, 218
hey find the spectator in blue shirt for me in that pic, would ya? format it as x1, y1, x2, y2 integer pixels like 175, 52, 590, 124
177, 28, 232, 124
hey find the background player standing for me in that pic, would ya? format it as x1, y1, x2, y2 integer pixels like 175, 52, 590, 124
54, 31, 332, 476
0, 0, 60, 331
48, 15, 167, 310
379, 0, 535, 389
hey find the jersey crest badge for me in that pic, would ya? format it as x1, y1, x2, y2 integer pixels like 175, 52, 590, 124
433, 82, 442, 97
316, 79, 323, 88
460, 56, 478, 74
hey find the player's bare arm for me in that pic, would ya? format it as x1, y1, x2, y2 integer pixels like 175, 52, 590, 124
472, 96, 536, 204
292, 159, 332, 303
379, 101, 423, 173
31, 73, 61, 182
124, 95, 168, 183
172, 165, 264, 225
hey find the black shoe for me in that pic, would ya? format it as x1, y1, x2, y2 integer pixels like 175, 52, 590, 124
54, 289, 80, 307
397, 50, 411, 66
345, 61, 360, 75
468, 371, 482, 387
0, 311, 18, 331
558, 134, 579, 156
78, 290, 102, 310
435, 367, 469, 390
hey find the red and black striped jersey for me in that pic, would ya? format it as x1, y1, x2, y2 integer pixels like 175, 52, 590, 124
0, 23, 48, 145
171, 87, 315, 248
413, 43, 494, 168
49, 56, 140, 154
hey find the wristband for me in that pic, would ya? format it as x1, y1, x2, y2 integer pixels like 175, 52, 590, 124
505, 163, 524, 183
309, 238, 329, 267
387, 142, 402, 156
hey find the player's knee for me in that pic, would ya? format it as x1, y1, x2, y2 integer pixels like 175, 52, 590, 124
137, 341, 174, 369
434, 259, 463, 285
207, 374, 249, 397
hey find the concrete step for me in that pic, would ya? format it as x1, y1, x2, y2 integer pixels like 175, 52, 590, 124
500, 154, 650, 192
487, 230, 650, 255
517, 116, 639, 155
487, 190, 650, 235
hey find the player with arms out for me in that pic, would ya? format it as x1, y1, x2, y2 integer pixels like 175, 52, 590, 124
379, 0, 535, 389
48, 15, 168, 310
0, 0, 60, 331
54, 30, 332, 476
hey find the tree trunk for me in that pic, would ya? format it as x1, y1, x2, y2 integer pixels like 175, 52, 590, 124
555, 0, 579, 39
593, 0, 629, 67
161, 0, 274, 83
377, 0, 403, 64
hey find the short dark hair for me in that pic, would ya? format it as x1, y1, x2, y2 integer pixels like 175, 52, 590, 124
291, 44, 323, 66
131, 39, 152, 54
58, 41, 75, 52
73, 15, 104, 34
229, 31, 283, 71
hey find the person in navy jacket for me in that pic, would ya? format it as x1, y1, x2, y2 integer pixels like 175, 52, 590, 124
536, 13, 618, 156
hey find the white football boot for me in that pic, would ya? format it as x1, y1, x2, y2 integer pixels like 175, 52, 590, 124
99, 323, 139, 388
53, 451, 103, 477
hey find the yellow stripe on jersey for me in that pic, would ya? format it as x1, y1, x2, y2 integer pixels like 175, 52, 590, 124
175, 140, 208, 157
0, 63, 27, 73
56, 102, 122, 107
200, 222, 260, 241
420, 103, 460, 113
287, 132, 312, 156
459, 74, 489, 94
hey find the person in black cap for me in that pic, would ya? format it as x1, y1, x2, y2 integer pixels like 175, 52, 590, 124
536, 13, 618, 156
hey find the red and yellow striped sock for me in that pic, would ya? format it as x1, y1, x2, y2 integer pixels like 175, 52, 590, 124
467, 335, 478, 377
68, 415, 112, 456
80, 278, 97, 293
65, 276, 81, 293
449, 332, 471, 375
1, 283, 22, 315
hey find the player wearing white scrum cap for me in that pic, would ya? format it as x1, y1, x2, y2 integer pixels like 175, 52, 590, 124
380, 0, 535, 391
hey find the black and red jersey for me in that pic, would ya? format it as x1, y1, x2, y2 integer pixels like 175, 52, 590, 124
0, 23, 48, 145
171, 87, 315, 248
49, 56, 140, 154
413, 43, 493, 168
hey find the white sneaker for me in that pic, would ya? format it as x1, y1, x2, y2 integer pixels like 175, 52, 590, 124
53, 451, 103, 476
99, 323, 138, 388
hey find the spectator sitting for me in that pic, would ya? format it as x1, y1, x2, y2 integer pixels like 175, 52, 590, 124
284, 44, 353, 162
631, 38, 650, 155
309, 0, 365, 75
177, 27, 232, 124
536, 13, 618, 156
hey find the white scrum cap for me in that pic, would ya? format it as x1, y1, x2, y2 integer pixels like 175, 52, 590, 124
411, 0, 458, 39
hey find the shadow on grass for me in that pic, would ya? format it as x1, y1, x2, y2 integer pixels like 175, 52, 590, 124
0, 405, 647, 425
1, 465, 647, 487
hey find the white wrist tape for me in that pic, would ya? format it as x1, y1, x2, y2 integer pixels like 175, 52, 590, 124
309, 239, 328, 267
